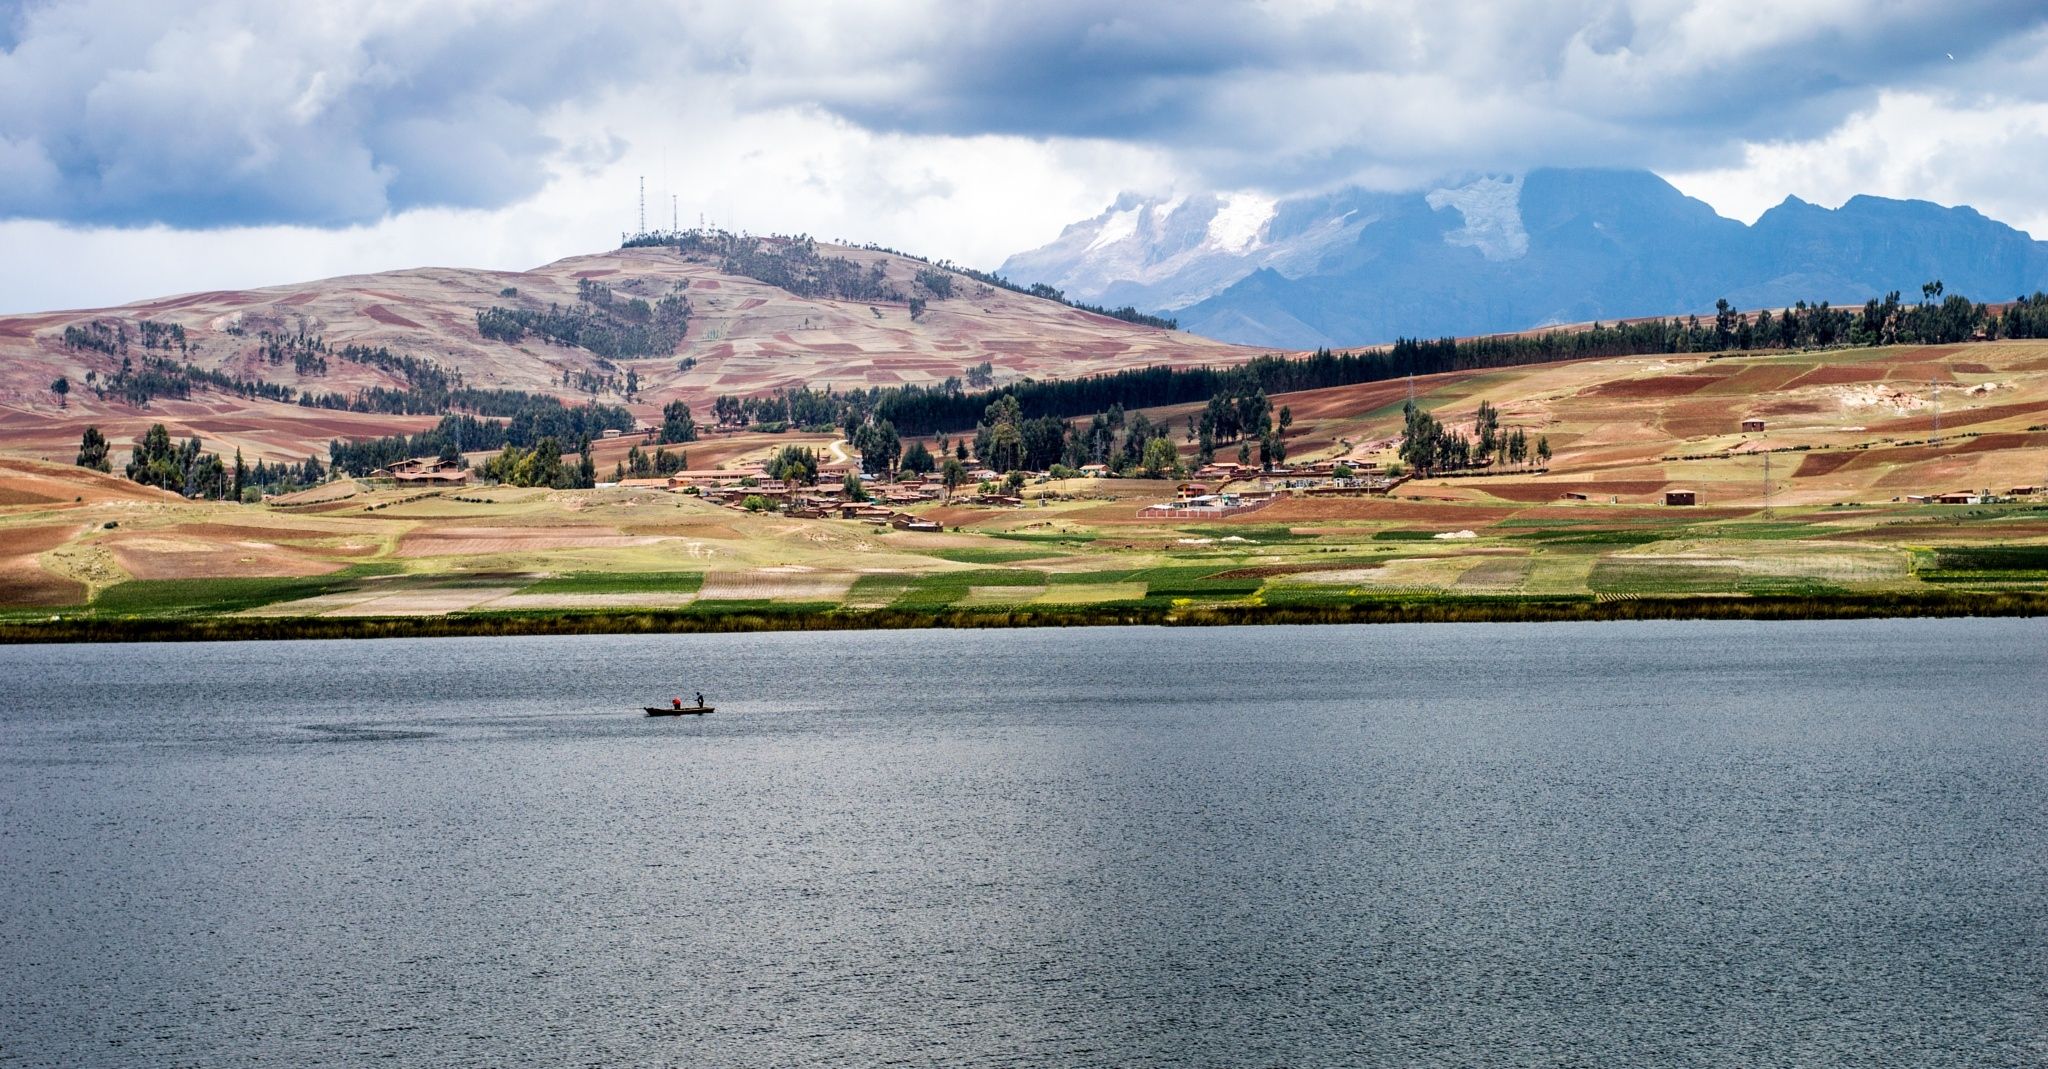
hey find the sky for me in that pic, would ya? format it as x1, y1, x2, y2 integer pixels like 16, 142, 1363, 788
3, 0, 2048, 312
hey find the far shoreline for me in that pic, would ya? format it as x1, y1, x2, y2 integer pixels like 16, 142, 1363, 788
4, 591, 2044, 645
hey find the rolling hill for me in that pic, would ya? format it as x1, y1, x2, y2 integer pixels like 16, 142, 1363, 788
0, 237, 1254, 462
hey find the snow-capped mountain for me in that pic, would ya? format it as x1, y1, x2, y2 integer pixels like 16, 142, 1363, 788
998, 168, 2048, 349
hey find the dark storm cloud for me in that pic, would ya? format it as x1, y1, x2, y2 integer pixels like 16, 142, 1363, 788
5, 0, 2048, 229
779, 0, 2048, 187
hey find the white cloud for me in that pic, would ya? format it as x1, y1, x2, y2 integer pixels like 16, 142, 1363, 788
0, 88, 1174, 312
4, 0, 2048, 311
1667, 91, 2048, 239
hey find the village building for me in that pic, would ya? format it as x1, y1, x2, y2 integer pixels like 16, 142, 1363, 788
1664, 490, 1698, 506
1741, 418, 1767, 432
373, 456, 470, 485
1138, 491, 1278, 518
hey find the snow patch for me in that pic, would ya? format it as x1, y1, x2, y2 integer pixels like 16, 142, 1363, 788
1085, 205, 1142, 253
1426, 175, 1529, 261
1207, 192, 1275, 253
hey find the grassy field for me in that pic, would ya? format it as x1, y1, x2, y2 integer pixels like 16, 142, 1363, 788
7, 338, 2048, 640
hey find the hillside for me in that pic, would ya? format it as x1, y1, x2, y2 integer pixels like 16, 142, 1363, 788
1000, 169, 2048, 348
0, 238, 1252, 462
5, 337, 2048, 635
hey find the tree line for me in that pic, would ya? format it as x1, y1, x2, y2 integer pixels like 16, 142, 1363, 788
78, 423, 322, 501
1397, 400, 1549, 477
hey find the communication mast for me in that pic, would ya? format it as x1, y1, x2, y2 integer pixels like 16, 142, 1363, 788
638, 176, 646, 237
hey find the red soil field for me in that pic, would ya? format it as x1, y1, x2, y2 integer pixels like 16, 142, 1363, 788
364, 305, 424, 329
1875, 400, 2047, 434
1699, 364, 1811, 395
1583, 375, 1721, 398
1793, 453, 1859, 478
1785, 365, 1887, 388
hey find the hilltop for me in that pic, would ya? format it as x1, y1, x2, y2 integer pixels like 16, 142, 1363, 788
0, 236, 1251, 463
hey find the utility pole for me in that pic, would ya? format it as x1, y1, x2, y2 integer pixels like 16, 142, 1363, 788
1931, 380, 1941, 446
1763, 450, 1771, 518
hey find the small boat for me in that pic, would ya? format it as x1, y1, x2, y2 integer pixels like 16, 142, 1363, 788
645, 705, 714, 717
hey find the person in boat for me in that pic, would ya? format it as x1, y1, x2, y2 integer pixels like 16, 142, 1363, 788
672, 697, 682, 710
695, 692, 706, 708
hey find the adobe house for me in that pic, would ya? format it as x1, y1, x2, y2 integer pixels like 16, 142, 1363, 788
1664, 489, 1698, 506
1741, 418, 1766, 432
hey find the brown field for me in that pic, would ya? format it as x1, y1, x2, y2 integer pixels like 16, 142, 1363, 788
6, 332, 2048, 626
0, 523, 86, 606
395, 526, 669, 557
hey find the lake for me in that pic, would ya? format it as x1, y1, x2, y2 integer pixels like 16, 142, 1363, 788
2, 620, 2043, 1067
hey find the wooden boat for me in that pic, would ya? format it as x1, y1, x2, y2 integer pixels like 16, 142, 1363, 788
645, 705, 714, 717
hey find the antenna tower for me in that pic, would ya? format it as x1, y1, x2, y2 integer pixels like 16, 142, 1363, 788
672, 195, 678, 232
638, 176, 646, 236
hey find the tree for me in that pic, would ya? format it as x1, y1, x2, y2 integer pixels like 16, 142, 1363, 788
842, 470, 868, 502
126, 424, 182, 491
979, 395, 1026, 472
50, 377, 69, 406
1003, 469, 1026, 494
940, 457, 968, 500
908, 297, 927, 320
76, 427, 111, 472
1258, 432, 1285, 470
766, 445, 819, 486
901, 440, 936, 475
232, 448, 247, 501
659, 400, 697, 444
1236, 441, 1252, 467
853, 420, 901, 476
1536, 436, 1552, 466
576, 445, 597, 489
1141, 435, 1178, 478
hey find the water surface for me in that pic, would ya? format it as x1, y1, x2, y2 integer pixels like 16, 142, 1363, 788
2, 620, 2043, 1066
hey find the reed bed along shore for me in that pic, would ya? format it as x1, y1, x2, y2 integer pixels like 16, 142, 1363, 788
4, 590, 2043, 645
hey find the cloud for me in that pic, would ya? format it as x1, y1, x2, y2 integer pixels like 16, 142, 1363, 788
1667, 90, 2048, 240
5, 0, 2048, 317
0, 0, 680, 226
10, 0, 2048, 233
755, 0, 2048, 191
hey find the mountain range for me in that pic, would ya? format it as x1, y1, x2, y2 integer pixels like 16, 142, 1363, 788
998, 169, 2048, 349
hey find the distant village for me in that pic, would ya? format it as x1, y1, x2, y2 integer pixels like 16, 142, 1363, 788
365, 430, 1410, 529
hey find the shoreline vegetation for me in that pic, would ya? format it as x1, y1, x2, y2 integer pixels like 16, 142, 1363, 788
5, 590, 2045, 645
